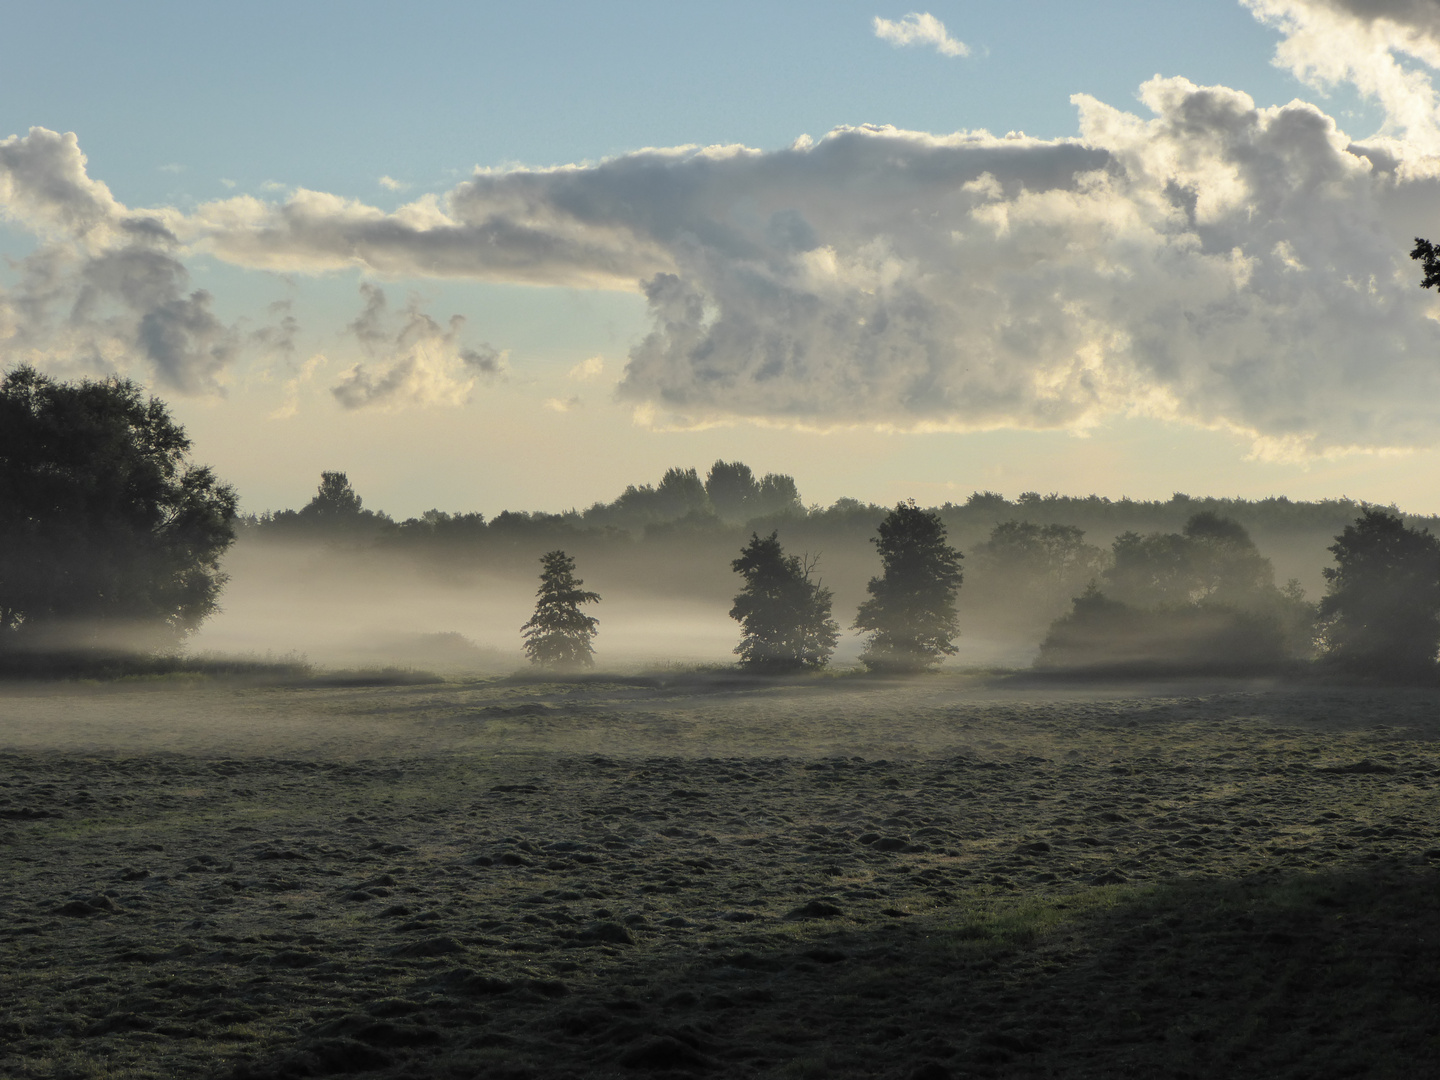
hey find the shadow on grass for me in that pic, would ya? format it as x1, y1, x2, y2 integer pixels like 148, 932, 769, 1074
0, 648, 314, 683
497, 665, 1010, 696
1000, 659, 1440, 690
0, 650, 447, 688
234, 860, 1440, 1080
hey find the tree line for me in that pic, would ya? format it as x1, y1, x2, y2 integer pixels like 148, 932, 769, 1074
519, 498, 1440, 682
6, 364, 1440, 682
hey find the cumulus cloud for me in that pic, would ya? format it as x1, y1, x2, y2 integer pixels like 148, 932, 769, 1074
330, 283, 504, 410
873, 12, 969, 57
378, 175, 410, 191
568, 354, 605, 380
9, 3, 1440, 449
1246, 0, 1440, 154
0, 127, 243, 392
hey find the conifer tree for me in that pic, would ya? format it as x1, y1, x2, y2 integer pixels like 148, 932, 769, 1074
730, 531, 838, 671
521, 550, 600, 668
854, 500, 964, 672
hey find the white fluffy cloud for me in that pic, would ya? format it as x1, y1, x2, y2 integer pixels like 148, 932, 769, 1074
7, 2, 1440, 450
873, 12, 970, 57
330, 283, 504, 410
1246, 0, 1440, 154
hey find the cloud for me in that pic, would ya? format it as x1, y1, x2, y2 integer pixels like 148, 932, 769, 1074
1245, 0, 1440, 155
268, 351, 325, 420
330, 283, 505, 410
10, 1, 1440, 452
568, 354, 605, 380
0, 127, 240, 392
873, 12, 969, 57
185, 180, 669, 289
378, 175, 410, 191
250, 299, 300, 362
544, 395, 582, 412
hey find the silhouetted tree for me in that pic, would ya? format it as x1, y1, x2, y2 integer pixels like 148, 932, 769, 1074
1105, 513, 1276, 609
752, 472, 803, 518
730, 532, 838, 671
301, 472, 365, 521
0, 366, 237, 652
656, 467, 710, 518
253, 471, 392, 539
854, 500, 964, 672
1036, 585, 1294, 673
1036, 513, 1314, 672
1412, 236, 1440, 289
521, 550, 601, 668
706, 460, 758, 521
1316, 509, 1440, 677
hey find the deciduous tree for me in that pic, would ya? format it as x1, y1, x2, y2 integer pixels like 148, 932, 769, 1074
1317, 509, 1440, 677
730, 532, 838, 671
853, 500, 964, 672
0, 366, 237, 652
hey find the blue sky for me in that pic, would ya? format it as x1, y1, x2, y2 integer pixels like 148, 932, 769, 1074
3, 1, 1439, 517
1, 1, 1373, 200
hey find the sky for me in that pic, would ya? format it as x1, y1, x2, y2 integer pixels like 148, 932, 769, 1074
4, 0, 1440, 518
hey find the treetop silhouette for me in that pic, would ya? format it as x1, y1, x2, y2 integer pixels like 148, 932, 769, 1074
1317, 508, 1440, 678
0, 366, 236, 652
854, 500, 964, 672
729, 531, 838, 671
521, 550, 601, 669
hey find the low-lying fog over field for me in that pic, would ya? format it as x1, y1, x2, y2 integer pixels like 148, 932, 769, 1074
3, 673, 1439, 1079
186, 541, 753, 673
181, 481, 1419, 676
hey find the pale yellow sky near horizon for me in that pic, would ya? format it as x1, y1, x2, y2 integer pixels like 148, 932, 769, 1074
168, 368, 1440, 521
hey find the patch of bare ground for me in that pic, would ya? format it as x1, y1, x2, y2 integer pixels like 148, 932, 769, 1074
1, 675, 1438, 1077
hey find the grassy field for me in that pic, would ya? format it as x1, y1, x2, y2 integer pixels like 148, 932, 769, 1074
1, 671, 1438, 1078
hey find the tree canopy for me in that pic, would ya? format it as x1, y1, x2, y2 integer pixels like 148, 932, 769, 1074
0, 366, 237, 652
853, 500, 964, 672
729, 531, 838, 671
1316, 509, 1440, 677
1036, 513, 1314, 672
520, 550, 601, 669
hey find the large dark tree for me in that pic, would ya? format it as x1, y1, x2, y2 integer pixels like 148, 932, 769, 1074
521, 550, 601, 668
0, 366, 237, 651
730, 531, 838, 671
1317, 509, 1440, 677
854, 500, 964, 672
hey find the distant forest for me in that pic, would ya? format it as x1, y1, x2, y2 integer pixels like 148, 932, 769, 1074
244, 462, 1436, 558
241, 462, 1438, 667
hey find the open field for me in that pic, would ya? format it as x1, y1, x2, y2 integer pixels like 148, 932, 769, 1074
2, 673, 1439, 1079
